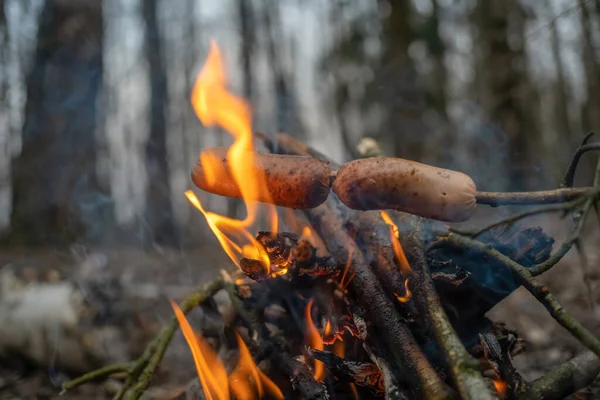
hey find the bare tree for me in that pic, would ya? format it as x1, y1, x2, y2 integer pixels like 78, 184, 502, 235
10, 0, 106, 245
142, 0, 178, 246
475, 0, 535, 190
238, 0, 255, 101
578, 0, 600, 134
0, 0, 9, 230
549, 15, 573, 155
377, 0, 427, 159
426, 0, 449, 120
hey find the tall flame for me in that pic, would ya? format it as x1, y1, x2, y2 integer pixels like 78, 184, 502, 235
186, 39, 278, 274
229, 332, 284, 400
380, 211, 412, 302
305, 299, 325, 381
171, 300, 229, 400
171, 301, 283, 400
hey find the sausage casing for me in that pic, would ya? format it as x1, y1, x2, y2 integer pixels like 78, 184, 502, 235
332, 157, 477, 222
191, 147, 334, 209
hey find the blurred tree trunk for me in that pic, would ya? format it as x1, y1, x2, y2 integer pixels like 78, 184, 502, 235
476, 0, 533, 190
10, 0, 105, 245
549, 17, 573, 163
378, 0, 426, 159
426, 0, 448, 120
238, 0, 254, 101
262, 0, 306, 138
0, 0, 9, 230
142, 0, 178, 246
578, 0, 600, 134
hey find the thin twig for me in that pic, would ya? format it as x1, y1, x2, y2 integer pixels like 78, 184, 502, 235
61, 363, 132, 394
475, 187, 592, 207
562, 132, 597, 187
452, 197, 587, 238
443, 234, 600, 359
532, 155, 600, 276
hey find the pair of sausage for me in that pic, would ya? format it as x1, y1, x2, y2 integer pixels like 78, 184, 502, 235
191, 147, 477, 222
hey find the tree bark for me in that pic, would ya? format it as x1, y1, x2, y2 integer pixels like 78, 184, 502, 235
10, 0, 106, 245
142, 0, 178, 246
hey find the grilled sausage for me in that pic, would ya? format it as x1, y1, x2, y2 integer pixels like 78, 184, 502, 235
332, 157, 477, 222
191, 147, 334, 209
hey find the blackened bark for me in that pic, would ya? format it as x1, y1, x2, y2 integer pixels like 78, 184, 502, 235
142, 0, 178, 246
10, 0, 105, 245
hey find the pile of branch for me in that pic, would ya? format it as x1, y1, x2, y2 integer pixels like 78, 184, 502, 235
61, 132, 600, 400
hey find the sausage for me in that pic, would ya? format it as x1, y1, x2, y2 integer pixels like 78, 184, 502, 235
332, 157, 477, 222
191, 147, 334, 209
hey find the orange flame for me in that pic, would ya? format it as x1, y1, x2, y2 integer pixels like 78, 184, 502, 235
171, 300, 229, 400
324, 319, 332, 337
186, 39, 278, 275
380, 211, 411, 276
395, 279, 412, 303
349, 383, 359, 400
493, 379, 507, 395
305, 299, 325, 381
332, 339, 345, 359
171, 301, 283, 400
380, 211, 412, 302
339, 245, 355, 291
230, 333, 284, 400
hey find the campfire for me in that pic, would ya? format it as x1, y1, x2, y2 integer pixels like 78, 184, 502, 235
62, 40, 600, 400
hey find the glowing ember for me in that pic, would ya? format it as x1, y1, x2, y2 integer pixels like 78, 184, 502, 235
186, 39, 279, 275
380, 211, 412, 302
171, 301, 283, 400
304, 298, 325, 381
493, 379, 507, 395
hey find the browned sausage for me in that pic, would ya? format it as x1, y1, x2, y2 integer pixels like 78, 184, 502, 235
332, 158, 477, 222
191, 147, 334, 209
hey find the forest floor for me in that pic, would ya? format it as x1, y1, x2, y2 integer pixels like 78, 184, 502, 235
0, 209, 599, 399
